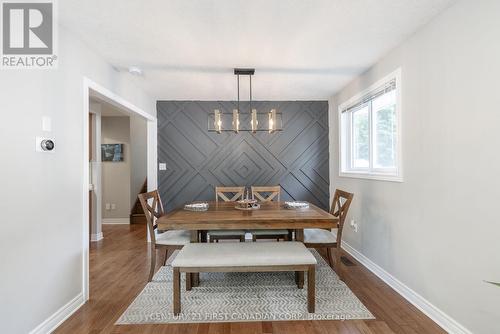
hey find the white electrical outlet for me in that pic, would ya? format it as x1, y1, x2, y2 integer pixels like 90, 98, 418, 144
350, 219, 359, 232
159, 163, 167, 171
105, 203, 111, 210
111, 203, 116, 210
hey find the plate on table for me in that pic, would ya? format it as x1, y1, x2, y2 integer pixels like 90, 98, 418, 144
284, 201, 309, 209
184, 202, 209, 211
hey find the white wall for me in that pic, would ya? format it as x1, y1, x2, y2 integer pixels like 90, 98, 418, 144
101, 116, 131, 219
329, 1, 500, 333
129, 115, 148, 209
89, 104, 102, 240
0, 25, 155, 333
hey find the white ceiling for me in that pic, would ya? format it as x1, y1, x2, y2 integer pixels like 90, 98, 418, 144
60, 0, 456, 100
90, 97, 129, 117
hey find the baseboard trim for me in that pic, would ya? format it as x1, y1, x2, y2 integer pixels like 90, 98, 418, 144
90, 232, 103, 242
102, 218, 129, 224
341, 242, 472, 334
29, 293, 84, 334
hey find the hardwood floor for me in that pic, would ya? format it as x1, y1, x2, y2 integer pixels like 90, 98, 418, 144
55, 225, 446, 334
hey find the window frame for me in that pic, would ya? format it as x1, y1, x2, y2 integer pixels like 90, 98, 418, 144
338, 68, 402, 182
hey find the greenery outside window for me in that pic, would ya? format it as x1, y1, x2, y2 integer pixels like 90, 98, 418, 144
339, 69, 402, 181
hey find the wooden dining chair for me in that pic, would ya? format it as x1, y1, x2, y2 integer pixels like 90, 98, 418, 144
138, 190, 191, 281
303, 189, 353, 279
208, 186, 247, 243
249, 185, 290, 241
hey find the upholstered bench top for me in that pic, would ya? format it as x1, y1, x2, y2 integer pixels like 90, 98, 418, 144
172, 242, 317, 268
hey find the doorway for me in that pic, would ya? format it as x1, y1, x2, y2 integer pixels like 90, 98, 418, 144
83, 78, 157, 301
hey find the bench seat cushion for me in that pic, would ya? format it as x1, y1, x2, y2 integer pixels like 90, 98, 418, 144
304, 228, 338, 244
172, 242, 317, 268
208, 229, 246, 236
156, 230, 191, 246
249, 229, 289, 236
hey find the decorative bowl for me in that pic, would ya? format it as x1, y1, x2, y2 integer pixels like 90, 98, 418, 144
235, 199, 260, 210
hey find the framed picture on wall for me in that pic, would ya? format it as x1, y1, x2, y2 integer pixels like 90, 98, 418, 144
101, 144, 124, 162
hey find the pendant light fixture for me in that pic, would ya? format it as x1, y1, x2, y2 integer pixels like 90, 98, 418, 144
208, 68, 282, 133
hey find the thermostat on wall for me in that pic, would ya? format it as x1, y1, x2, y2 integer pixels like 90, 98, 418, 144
36, 136, 56, 153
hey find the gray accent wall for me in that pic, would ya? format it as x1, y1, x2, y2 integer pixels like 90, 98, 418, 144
157, 101, 329, 211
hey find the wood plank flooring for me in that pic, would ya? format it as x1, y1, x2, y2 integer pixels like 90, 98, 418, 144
55, 225, 446, 334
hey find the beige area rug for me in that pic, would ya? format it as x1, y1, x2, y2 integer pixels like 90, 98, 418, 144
117, 250, 374, 324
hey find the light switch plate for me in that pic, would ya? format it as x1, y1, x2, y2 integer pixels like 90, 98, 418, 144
159, 163, 167, 171
42, 116, 52, 132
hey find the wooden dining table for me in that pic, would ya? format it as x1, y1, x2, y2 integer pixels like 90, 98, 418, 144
156, 200, 338, 286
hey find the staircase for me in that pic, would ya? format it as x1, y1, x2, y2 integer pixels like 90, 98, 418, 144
130, 180, 147, 224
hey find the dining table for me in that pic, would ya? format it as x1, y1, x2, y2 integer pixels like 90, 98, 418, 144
156, 200, 338, 286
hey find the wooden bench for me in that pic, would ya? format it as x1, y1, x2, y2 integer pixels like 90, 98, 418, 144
171, 241, 317, 315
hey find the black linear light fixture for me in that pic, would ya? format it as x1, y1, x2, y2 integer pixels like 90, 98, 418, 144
209, 68, 282, 134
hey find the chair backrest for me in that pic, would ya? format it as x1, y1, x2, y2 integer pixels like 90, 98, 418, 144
138, 190, 165, 244
251, 186, 281, 202
215, 186, 245, 202
330, 189, 354, 247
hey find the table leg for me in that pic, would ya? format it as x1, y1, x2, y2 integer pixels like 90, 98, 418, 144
294, 229, 305, 288
200, 230, 207, 243
307, 265, 315, 313
173, 267, 181, 315
190, 230, 200, 287
295, 229, 304, 242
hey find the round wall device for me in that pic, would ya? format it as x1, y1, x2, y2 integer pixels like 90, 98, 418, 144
41, 139, 55, 151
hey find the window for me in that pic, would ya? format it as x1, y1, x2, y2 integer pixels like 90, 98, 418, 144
339, 69, 401, 181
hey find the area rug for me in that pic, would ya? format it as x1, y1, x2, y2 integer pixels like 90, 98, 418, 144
116, 250, 374, 324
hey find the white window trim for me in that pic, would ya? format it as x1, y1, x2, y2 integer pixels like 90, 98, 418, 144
338, 68, 403, 182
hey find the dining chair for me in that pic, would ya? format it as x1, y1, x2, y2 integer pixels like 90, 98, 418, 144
208, 186, 247, 243
303, 189, 353, 278
138, 190, 191, 281
249, 185, 290, 241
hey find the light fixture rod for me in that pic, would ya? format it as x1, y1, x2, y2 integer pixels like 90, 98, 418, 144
249, 75, 252, 114
237, 74, 240, 113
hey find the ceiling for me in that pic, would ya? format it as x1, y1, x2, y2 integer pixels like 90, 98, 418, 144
90, 96, 128, 117
60, 0, 456, 100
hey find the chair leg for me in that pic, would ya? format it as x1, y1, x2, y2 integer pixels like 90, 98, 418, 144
307, 266, 316, 313
148, 247, 156, 282
186, 272, 192, 291
200, 230, 207, 243
193, 273, 199, 287
295, 271, 304, 289
335, 248, 344, 280
164, 248, 169, 265
173, 268, 181, 315
252, 235, 257, 242
326, 247, 334, 269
